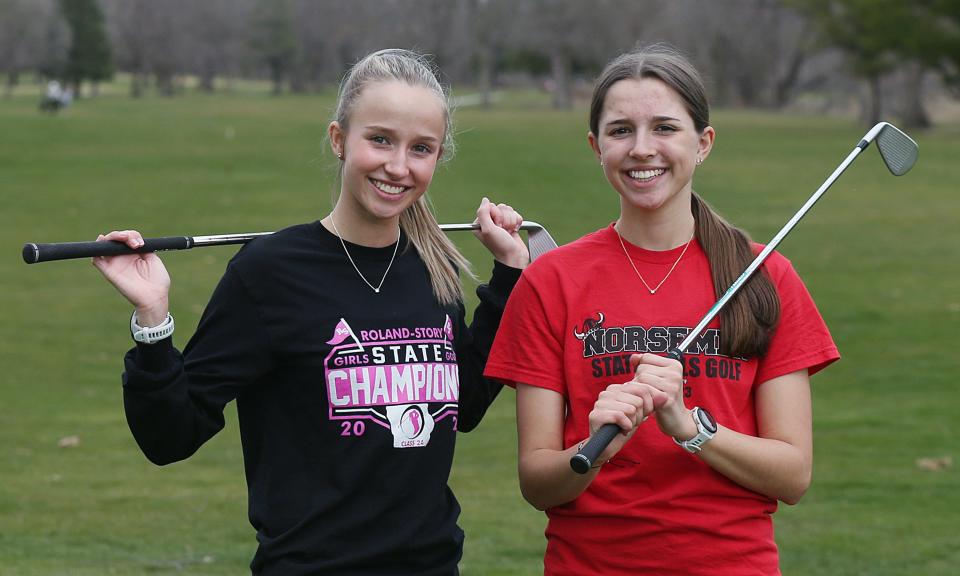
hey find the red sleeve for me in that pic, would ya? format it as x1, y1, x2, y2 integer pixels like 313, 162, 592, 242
483, 268, 567, 395
755, 255, 840, 384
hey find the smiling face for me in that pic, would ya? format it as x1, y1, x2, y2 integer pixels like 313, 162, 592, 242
329, 80, 447, 230
589, 77, 714, 218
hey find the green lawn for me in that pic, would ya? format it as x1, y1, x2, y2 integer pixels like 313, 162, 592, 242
1, 89, 957, 575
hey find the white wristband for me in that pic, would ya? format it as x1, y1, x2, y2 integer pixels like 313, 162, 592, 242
130, 311, 174, 344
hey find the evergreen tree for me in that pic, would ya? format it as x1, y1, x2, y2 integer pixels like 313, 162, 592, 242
919, 0, 960, 94
790, 0, 960, 127
59, 0, 112, 97
248, 0, 296, 96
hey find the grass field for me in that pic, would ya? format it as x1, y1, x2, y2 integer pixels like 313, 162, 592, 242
1, 87, 958, 575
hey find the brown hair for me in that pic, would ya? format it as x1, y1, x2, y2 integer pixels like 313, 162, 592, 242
590, 44, 779, 358
334, 48, 473, 306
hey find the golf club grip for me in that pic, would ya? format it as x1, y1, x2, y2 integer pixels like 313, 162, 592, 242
23, 236, 192, 264
570, 348, 685, 474
570, 425, 620, 474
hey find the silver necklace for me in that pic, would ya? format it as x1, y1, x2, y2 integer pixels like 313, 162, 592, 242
615, 225, 694, 295
329, 216, 400, 294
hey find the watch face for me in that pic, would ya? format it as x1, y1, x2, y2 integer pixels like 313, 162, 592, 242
696, 408, 718, 434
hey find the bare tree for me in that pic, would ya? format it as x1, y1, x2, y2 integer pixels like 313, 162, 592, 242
103, 0, 160, 96
504, 0, 607, 108
470, 0, 517, 107
662, 0, 813, 109
102, 0, 145, 96
186, 0, 251, 92
288, 0, 353, 92
22, 0, 951, 129
147, 0, 183, 96
0, 0, 66, 97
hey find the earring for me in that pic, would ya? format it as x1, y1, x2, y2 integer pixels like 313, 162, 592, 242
337, 152, 343, 160
696, 156, 702, 165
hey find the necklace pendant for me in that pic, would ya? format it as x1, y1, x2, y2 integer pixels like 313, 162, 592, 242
615, 226, 695, 297
328, 214, 400, 298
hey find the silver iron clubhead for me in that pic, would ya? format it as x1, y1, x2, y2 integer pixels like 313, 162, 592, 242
522, 221, 559, 262
871, 122, 919, 176
438, 221, 558, 261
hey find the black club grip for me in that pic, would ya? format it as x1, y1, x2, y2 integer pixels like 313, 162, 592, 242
570, 423, 621, 474
22, 236, 191, 264
569, 348, 685, 474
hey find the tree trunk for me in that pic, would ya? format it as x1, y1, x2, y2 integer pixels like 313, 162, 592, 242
156, 71, 175, 97
478, 45, 495, 109
270, 60, 283, 96
774, 49, 806, 109
199, 69, 216, 93
4, 71, 18, 98
900, 61, 931, 129
863, 74, 882, 127
130, 71, 145, 98
550, 50, 571, 109
289, 64, 306, 93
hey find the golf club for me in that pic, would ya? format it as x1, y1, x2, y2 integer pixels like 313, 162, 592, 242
570, 121, 919, 474
23, 221, 558, 264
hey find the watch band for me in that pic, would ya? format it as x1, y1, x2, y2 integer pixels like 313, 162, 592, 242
130, 311, 175, 344
674, 407, 717, 453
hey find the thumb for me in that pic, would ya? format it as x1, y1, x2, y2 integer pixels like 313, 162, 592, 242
476, 197, 494, 228
651, 388, 671, 408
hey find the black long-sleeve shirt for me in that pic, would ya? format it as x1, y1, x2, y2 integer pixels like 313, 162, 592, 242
122, 221, 520, 575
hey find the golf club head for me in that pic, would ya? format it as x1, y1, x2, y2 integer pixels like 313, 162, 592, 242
522, 221, 559, 261
439, 221, 558, 262
871, 122, 919, 176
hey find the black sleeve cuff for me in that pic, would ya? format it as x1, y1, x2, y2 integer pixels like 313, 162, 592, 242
133, 337, 176, 372
485, 260, 523, 293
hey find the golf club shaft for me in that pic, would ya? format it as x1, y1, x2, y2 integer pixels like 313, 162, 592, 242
22, 222, 541, 264
570, 143, 868, 474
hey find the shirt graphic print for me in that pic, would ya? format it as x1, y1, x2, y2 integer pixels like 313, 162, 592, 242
324, 315, 459, 448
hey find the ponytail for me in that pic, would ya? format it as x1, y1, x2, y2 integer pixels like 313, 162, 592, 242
334, 48, 473, 306
400, 197, 475, 306
692, 193, 780, 358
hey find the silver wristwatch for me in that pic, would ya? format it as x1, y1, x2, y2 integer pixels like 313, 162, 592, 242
130, 311, 175, 344
674, 407, 717, 453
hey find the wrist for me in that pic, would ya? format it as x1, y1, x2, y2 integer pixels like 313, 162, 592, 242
673, 407, 717, 453
131, 309, 174, 344
494, 250, 529, 269
135, 300, 169, 327
673, 409, 699, 441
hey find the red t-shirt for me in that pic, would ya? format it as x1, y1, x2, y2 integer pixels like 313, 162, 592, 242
485, 224, 839, 576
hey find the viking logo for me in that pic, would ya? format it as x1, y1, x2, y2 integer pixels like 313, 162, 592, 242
573, 312, 605, 341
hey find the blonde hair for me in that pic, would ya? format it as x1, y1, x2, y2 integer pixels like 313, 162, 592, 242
334, 48, 474, 306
